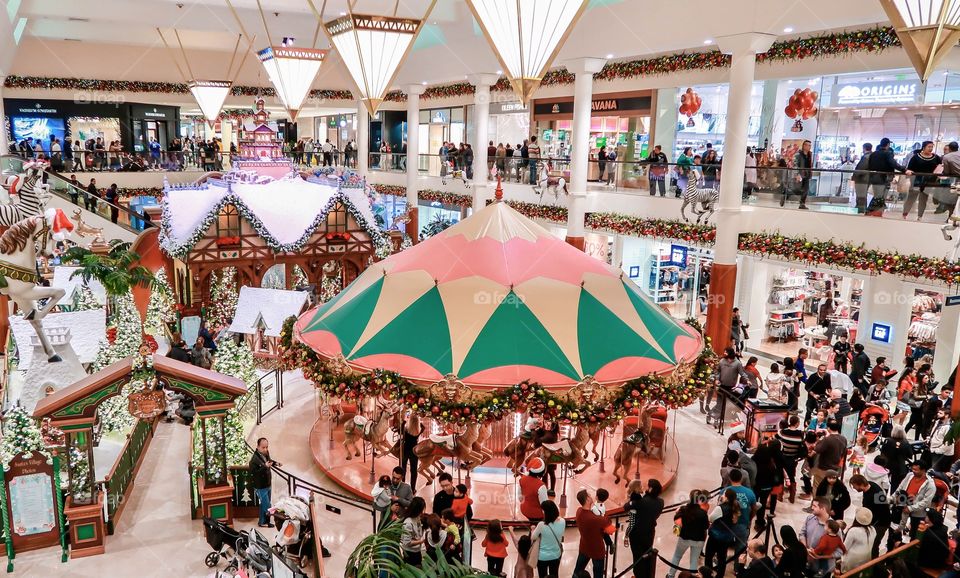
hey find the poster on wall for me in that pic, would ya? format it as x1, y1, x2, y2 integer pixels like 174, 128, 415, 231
584, 233, 610, 264
11, 117, 66, 146
4, 452, 59, 552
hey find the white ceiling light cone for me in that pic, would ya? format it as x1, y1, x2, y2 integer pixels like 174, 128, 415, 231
325, 3, 435, 117
188, 80, 232, 126
257, 45, 327, 121
466, 0, 589, 105
880, 0, 960, 80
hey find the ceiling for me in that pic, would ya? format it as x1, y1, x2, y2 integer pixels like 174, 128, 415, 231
10, 0, 890, 92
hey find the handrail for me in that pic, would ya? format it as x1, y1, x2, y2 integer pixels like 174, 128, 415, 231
838, 539, 919, 577
309, 493, 328, 578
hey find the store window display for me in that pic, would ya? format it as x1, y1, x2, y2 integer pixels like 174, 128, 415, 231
621, 237, 712, 322
673, 82, 764, 160
908, 290, 942, 364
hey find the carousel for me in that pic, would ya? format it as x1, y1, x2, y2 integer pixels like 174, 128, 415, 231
279, 186, 715, 521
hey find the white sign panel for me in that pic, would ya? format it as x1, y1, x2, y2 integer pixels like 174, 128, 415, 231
831, 80, 921, 107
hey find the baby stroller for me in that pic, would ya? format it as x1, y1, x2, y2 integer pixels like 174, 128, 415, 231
271, 496, 314, 569
858, 404, 889, 449
203, 517, 247, 572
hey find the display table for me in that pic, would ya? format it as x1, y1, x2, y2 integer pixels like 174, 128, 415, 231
744, 399, 790, 450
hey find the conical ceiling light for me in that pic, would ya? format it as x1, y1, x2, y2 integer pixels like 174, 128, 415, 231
189, 80, 233, 126
324, 2, 435, 116
880, 0, 960, 81
466, 0, 589, 105
257, 45, 327, 121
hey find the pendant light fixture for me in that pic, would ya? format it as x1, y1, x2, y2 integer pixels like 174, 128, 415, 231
879, 0, 960, 80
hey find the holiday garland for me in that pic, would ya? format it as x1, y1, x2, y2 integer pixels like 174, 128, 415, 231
503, 200, 569, 223
371, 184, 473, 208
586, 212, 717, 245
5, 27, 903, 102
278, 317, 716, 426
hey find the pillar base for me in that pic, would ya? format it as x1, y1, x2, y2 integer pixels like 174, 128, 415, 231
197, 477, 235, 525
65, 492, 106, 559
565, 236, 585, 251
705, 263, 737, 354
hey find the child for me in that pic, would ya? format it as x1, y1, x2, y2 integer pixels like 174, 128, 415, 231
451, 483, 473, 523
771, 544, 784, 565
807, 410, 828, 432
423, 514, 447, 562
481, 519, 508, 577
864, 455, 891, 495
592, 488, 613, 553
808, 519, 846, 576
849, 435, 868, 476
440, 508, 462, 563
507, 527, 534, 578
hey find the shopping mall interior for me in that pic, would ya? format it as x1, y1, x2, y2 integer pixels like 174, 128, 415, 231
1, 1, 960, 577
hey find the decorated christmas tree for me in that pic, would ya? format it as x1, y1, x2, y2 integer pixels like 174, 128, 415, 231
0, 405, 50, 470
319, 275, 342, 304
73, 284, 101, 311
145, 268, 177, 335
208, 267, 239, 330
292, 265, 308, 289
93, 292, 143, 433
212, 338, 257, 466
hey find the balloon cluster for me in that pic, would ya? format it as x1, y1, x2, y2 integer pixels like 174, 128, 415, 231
679, 88, 702, 127
785, 88, 819, 132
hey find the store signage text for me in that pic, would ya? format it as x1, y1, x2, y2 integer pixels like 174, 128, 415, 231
534, 95, 651, 118
19, 104, 57, 114
592, 99, 618, 111
832, 81, 921, 107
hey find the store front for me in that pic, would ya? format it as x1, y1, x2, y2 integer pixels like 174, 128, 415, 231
672, 82, 764, 161
488, 100, 530, 149
4, 98, 130, 156
128, 104, 180, 153
619, 236, 714, 322
418, 106, 466, 175
314, 113, 356, 150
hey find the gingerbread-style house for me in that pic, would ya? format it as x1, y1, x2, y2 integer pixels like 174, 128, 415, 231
228, 286, 309, 358
159, 170, 387, 312
238, 98, 283, 159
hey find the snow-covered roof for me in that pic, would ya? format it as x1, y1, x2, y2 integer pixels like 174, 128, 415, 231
229, 287, 309, 338
160, 172, 381, 257
51, 266, 107, 306
11, 308, 106, 366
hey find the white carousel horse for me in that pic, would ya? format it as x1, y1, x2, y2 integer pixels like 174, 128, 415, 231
441, 161, 471, 188
679, 174, 719, 224
0, 209, 74, 362
342, 398, 399, 459
533, 162, 568, 201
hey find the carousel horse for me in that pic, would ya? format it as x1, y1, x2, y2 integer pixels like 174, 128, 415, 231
342, 399, 399, 460
0, 160, 51, 226
467, 422, 494, 466
612, 404, 657, 485
535, 425, 593, 473
0, 210, 73, 362
586, 423, 604, 462
413, 422, 487, 484
441, 161, 471, 188
503, 417, 541, 474
533, 161, 568, 201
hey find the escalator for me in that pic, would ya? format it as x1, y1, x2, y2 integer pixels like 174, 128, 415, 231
0, 155, 147, 243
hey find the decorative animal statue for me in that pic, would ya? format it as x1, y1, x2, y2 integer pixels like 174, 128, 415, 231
0, 161, 51, 226
612, 404, 657, 485
342, 399, 399, 460
0, 210, 74, 362
586, 423, 604, 462
533, 161, 568, 201
70, 209, 104, 240
679, 173, 719, 224
503, 416, 540, 474
535, 425, 593, 473
441, 161, 470, 188
413, 422, 488, 484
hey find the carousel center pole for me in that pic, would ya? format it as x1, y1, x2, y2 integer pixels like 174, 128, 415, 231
559, 463, 569, 509
599, 427, 606, 473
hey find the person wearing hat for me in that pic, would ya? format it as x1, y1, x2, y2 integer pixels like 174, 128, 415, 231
519, 457, 548, 522
841, 507, 876, 570
813, 469, 851, 520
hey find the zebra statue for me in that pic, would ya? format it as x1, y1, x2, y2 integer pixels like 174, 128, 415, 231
0, 161, 50, 226
679, 174, 719, 224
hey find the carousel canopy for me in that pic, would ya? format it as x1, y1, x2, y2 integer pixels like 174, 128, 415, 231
294, 201, 702, 390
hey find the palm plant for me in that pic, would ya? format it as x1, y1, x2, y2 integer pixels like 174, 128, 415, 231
62, 241, 156, 296
347, 521, 494, 578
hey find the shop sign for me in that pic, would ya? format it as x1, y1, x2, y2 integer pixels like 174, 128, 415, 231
490, 101, 528, 115
830, 80, 921, 107
670, 244, 688, 267
18, 103, 57, 114
533, 95, 651, 117
592, 99, 617, 112
870, 322, 892, 344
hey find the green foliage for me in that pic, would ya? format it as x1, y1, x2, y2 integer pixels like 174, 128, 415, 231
73, 283, 101, 311
63, 244, 155, 297
346, 522, 493, 578
419, 214, 454, 241
211, 339, 258, 466
93, 293, 143, 434
145, 268, 176, 335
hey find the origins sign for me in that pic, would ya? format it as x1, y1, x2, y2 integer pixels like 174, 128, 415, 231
831, 80, 921, 107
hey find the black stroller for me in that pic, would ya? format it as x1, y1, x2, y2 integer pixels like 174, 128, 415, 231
203, 517, 247, 572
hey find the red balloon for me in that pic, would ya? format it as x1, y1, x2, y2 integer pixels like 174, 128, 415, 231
785, 105, 797, 117
801, 109, 813, 120
811, 91, 819, 102
681, 94, 689, 104
801, 87, 812, 96
793, 89, 803, 97
808, 107, 818, 117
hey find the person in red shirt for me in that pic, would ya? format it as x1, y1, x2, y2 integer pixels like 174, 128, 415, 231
519, 458, 548, 521
574, 489, 615, 578
808, 519, 845, 575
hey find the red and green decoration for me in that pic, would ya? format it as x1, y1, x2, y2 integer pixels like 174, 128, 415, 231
371, 184, 472, 208
785, 88, 819, 131
279, 317, 716, 426
586, 212, 717, 245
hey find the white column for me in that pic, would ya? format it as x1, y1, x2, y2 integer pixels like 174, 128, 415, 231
653, 87, 679, 159
468, 74, 500, 211
564, 57, 606, 248
357, 99, 369, 175
857, 275, 912, 365
934, 296, 960, 382
406, 85, 425, 209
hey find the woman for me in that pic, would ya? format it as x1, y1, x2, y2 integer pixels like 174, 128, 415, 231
530, 500, 564, 578
842, 508, 876, 571
676, 147, 695, 196
879, 424, 913, 490
764, 363, 787, 404
400, 412, 421, 489
776, 526, 807, 578
867, 378, 892, 405
623, 479, 663, 578
495, 143, 506, 176
751, 438, 785, 529
190, 336, 212, 369
904, 370, 929, 439
895, 367, 917, 426
903, 140, 941, 220
666, 490, 709, 578
423, 513, 447, 562
597, 145, 608, 182
400, 496, 426, 566
702, 149, 721, 189
740, 356, 761, 402
704, 489, 740, 578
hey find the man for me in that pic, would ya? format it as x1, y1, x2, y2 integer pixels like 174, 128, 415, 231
518, 140, 529, 182
805, 364, 832, 424
828, 389, 851, 419
85, 178, 99, 213
487, 140, 496, 173
104, 183, 119, 224
809, 420, 847, 508
892, 460, 936, 542
322, 138, 334, 167
68, 174, 81, 205
388, 466, 413, 510
432, 472, 455, 515
527, 136, 541, 185
725, 469, 757, 554
937, 141, 960, 215
928, 407, 954, 473
798, 498, 833, 574
304, 139, 314, 166
167, 337, 192, 363
721, 448, 757, 490
776, 416, 805, 503
850, 343, 871, 394
866, 137, 906, 211
788, 140, 813, 209
646, 145, 668, 196
573, 489, 614, 578
439, 142, 449, 177
870, 356, 897, 385
249, 437, 282, 527
708, 347, 748, 423
149, 137, 162, 169
850, 473, 891, 557
832, 334, 851, 374
736, 539, 775, 578
852, 143, 873, 214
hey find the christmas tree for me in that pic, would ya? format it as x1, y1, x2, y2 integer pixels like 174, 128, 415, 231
93, 292, 143, 434
73, 283, 101, 311
292, 265, 308, 289
145, 268, 177, 335
0, 405, 50, 470
212, 338, 257, 466
208, 267, 238, 330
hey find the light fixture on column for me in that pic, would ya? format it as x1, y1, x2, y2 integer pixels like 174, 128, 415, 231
189, 80, 233, 126
257, 42, 327, 121
322, 1, 436, 116
466, 0, 589, 104
880, 0, 960, 80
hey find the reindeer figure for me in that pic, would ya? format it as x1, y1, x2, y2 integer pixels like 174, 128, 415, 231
342, 399, 399, 459
71, 209, 104, 241
413, 422, 487, 484
612, 404, 656, 485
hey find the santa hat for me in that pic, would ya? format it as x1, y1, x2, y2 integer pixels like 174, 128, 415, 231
526, 457, 545, 475
45, 208, 74, 241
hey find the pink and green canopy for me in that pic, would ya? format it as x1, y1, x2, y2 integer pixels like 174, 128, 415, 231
294, 201, 702, 391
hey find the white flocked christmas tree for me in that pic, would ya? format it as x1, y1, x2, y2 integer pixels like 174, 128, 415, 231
212, 338, 257, 466
73, 283, 101, 312
94, 292, 143, 433
208, 267, 239, 330
145, 268, 176, 335
0, 405, 50, 470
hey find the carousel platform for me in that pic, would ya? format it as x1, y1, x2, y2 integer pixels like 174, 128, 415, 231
308, 416, 680, 523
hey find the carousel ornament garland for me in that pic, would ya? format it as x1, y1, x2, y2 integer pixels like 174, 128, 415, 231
278, 318, 717, 427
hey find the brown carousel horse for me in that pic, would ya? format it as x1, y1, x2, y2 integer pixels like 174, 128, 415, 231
534, 425, 594, 473
612, 404, 656, 485
469, 422, 494, 466
413, 422, 488, 484
503, 417, 540, 474
342, 399, 399, 460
